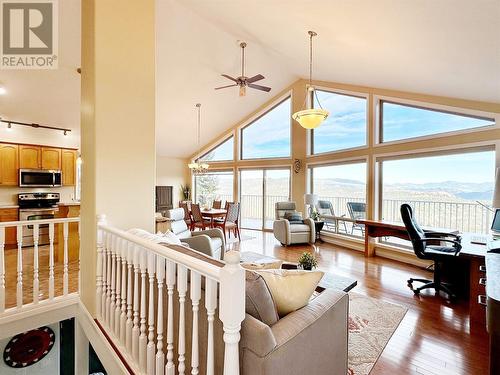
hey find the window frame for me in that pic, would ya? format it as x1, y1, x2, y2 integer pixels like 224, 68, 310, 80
375, 95, 498, 146
197, 134, 235, 163
193, 168, 235, 205
310, 87, 370, 156
239, 94, 293, 161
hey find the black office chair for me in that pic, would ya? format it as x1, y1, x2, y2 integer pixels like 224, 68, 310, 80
400, 204, 462, 299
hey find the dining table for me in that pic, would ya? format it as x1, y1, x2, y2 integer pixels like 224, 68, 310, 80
200, 208, 227, 228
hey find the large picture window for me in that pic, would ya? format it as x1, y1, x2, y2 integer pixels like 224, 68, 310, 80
194, 171, 233, 207
380, 150, 495, 234
381, 100, 495, 143
198, 136, 234, 162
241, 97, 291, 160
312, 90, 367, 154
310, 161, 367, 237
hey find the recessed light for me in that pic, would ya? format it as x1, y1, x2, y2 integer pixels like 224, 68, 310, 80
0, 87, 6, 95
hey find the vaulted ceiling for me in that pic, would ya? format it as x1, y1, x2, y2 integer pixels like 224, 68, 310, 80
156, 0, 500, 157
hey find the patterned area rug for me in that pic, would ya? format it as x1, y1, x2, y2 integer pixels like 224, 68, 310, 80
348, 292, 408, 375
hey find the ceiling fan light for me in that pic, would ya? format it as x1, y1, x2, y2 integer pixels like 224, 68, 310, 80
292, 108, 329, 129
239, 85, 246, 97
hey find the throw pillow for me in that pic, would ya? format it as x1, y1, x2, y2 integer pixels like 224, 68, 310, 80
255, 269, 324, 317
241, 260, 283, 271
283, 211, 303, 224
245, 271, 279, 326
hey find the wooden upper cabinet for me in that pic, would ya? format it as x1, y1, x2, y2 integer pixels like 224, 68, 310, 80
0, 143, 19, 186
41, 147, 62, 170
61, 149, 77, 186
19, 145, 41, 169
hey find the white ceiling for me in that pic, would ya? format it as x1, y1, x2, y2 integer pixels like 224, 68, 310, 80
0, 0, 81, 136
157, 0, 500, 158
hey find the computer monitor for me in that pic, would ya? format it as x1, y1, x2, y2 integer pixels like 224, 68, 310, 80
491, 208, 500, 235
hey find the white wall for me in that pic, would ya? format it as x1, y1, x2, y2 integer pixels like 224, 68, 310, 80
156, 156, 189, 207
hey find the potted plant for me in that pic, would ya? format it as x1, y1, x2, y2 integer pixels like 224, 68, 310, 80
310, 209, 320, 221
298, 252, 318, 271
180, 184, 191, 200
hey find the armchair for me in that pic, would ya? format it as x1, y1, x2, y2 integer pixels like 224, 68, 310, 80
273, 202, 315, 246
165, 208, 225, 259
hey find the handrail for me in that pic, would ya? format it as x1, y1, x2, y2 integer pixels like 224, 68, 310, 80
98, 223, 222, 280
0, 217, 80, 227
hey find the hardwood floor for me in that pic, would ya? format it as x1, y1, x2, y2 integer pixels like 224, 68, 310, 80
228, 230, 489, 375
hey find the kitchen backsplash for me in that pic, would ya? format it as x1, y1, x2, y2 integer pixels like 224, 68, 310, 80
0, 186, 76, 205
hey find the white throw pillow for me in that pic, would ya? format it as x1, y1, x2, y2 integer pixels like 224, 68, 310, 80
159, 230, 182, 245
255, 269, 324, 317
241, 260, 283, 271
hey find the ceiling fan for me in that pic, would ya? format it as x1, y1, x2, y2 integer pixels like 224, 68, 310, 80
215, 42, 271, 97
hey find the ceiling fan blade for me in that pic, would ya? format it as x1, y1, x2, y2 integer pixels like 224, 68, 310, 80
248, 83, 271, 92
246, 74, 265, 83
215, 84, 238, 90
221, 74, 238, 83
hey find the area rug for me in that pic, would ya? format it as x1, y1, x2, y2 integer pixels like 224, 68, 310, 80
348, 292, 407, 375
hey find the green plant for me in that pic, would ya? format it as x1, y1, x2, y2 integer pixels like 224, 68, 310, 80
180, 184, 191, 200
298, 252, 318, 270
310, 209, 320, 221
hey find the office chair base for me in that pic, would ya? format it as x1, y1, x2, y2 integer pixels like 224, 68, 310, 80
407, 278, 456, 300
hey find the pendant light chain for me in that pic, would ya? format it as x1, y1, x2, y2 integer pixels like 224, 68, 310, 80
196, 103, 201, 146
309, 31, 313, 87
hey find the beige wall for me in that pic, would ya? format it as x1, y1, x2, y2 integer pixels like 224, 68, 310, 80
80, 0, 156, 315
156, 156, 190, 207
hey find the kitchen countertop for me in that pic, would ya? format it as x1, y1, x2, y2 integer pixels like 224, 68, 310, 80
0, 204, 19, 209
57, 202, 81, 206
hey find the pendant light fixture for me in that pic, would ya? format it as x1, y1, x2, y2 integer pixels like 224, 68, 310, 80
188, 103, 210, 175
292, 31, 329, 129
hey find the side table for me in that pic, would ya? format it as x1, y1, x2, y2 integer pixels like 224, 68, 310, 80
314, 221, 324, 242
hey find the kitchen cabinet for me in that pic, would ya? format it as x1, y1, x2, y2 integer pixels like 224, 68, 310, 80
0, 208, 18, 247
41, 147, 61, 170
61, 149, 77, 186
19, 145, 41, 169
0, 143, 19, 186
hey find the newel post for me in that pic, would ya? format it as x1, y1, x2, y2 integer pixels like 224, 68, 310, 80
219, 251, 245, 375
96, 214, 107, 320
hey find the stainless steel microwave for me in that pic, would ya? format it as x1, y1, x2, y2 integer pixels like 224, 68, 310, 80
19, 169, 62, 187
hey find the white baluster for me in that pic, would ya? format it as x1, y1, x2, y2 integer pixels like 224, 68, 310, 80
205, 278, 217, 375
120, 240, 128, 344
96, 216, 106, 320
0, 227, 5, 313
220, 251, 245, 375
165, 260, 176, 375
126, 241, 134, 354
110, 235, 117, 331
33, 224, 39, 304
114, 238, 122, 336
16, 225, 23, 308
132, 244, 141, 362
147, 252, 156, 375
178, 265, 188, 375
63, 222, 69, 296
139, 248, 148, 372
105, 233, 112, 326
190, 271, 201, 375
156, 256, 166, 375
48, 223, 54, 300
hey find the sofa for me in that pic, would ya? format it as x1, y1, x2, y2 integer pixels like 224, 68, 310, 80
273, 202, 316, 245
165, 207, 225, 260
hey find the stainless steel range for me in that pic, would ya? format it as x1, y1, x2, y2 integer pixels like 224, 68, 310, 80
18, 193, 60, 247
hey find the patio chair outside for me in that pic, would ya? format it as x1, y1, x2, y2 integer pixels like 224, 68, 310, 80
315, 200, 347, 233
347, 201, 366, 235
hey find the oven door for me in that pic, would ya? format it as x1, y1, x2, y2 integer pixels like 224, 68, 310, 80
19, 209, 58, 246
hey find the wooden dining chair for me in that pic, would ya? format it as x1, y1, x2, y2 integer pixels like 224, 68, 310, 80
179, 201, 192, 228
213, 200, 222, 209
214, 202, 240, 240
191, 203, 211, 231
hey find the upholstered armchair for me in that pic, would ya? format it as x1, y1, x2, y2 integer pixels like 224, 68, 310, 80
165, 208, 225, 259
273, 202, 315, 246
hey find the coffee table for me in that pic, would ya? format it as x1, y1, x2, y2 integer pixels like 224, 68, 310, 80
240, 251, 357, 293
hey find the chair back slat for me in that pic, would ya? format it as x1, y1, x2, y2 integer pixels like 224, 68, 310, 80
191, 204, 204, 223
213, 200, 222, 209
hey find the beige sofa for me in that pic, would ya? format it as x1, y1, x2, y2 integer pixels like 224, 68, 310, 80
273, 202, 316, 245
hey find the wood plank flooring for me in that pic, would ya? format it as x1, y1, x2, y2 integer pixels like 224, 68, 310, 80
227, 230, 489, 375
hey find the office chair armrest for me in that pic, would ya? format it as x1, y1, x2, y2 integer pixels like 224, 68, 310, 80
424, 231, 461, 240
419, 237, 462, 254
